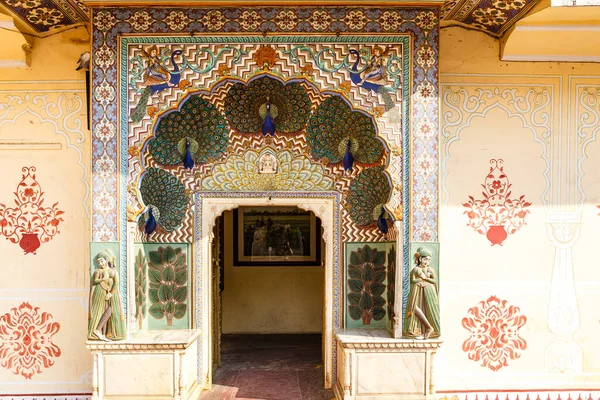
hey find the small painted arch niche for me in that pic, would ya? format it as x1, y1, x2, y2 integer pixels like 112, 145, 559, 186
194, 192, 341, 389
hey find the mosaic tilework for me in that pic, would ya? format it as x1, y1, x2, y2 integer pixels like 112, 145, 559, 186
124, 40, 407, 246
91, 7, 440, 247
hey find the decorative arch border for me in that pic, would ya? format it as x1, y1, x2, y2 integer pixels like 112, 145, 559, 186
90, 5, 441, 246
440, 84, 554, 208
194, 191, 341, 388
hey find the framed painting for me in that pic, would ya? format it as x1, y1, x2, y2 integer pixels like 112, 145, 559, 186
233, 206, 321, 266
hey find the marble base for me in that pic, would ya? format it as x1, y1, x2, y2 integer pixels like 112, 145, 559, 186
86, 329, 202, 400
334, 329, 442, 400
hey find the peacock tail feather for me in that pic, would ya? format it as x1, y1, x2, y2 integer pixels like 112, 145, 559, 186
378, 88, 395, 112
149, 95, 229, 166
347, 166, 392, 226
139, 168, 188, 232
131, 86, 152, 123
225, 76, 311, 134
306, 96, 385, 164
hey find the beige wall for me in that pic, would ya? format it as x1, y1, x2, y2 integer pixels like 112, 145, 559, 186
0, 27, 91, 394
437, 26, 600, 392
221, 210, 324, 334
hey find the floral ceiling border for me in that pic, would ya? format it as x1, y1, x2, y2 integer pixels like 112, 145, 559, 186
90, 6, 440, 246
0, 0, 88, 34
2, 1, 537, 37
440, 0, 541, 37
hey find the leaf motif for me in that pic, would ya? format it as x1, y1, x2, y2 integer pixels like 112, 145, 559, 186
149, 304, 165, 319
348, 292, 361, 305
165, 301, 175, 314
372, 306, 386, 321
158, 285, 173, 302
148, 250, 162, 266
361, 265, 374, 281
373, 296, 386, 307
173, 286, 187, 303
165, 246, 176, 263
149, 288, 159, 304
372, 251, 386, 267
348, 305, 362, 320
348, 268, 361, 279
162, 266, 175, 282
371, 283, 386, 296
148, 269, 162, 284
359, 293, 373, 310
348, 279, 363, 292
374, 271, 386, 284
175, 270, 187, 285
174, 303, 187, 319
350, 251, 361, 266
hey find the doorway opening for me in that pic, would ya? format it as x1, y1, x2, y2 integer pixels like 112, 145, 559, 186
204, 207, 333, 399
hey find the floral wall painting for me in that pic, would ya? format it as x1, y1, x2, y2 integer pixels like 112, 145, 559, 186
88, 242, 126, 341
403, 242, 440, 339
136, 243, 190, 330
463, 159, 531, 246
345, 242, 395, 329
0, 166, 65, 255
462, 296, 528, 371
0, 302, 61, 379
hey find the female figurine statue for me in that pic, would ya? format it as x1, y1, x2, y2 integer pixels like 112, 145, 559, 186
87, 249, 126, 341
403, 247, 441, 339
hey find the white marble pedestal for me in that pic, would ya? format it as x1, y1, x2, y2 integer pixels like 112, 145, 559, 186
86, 329, 202, 400
334, 329, 442, 400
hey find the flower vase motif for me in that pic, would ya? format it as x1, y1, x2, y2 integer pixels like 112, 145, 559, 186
463, 159, 531, 246
0, 167, 65, 254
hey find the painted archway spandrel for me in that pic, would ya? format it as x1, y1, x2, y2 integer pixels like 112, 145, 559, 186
91, 6, 440, 242
125, 42, 410, 244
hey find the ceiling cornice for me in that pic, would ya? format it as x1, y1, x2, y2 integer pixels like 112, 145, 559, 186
83, 0, 445, 7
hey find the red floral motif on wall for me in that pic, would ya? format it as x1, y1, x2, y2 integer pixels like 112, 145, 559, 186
0, 167, 64, 254
0, 302, 61, 379
463, 159, 531, 246
462, 296, 527, 372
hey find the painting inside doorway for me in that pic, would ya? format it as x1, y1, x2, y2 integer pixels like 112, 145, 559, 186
233, 206, 321, 266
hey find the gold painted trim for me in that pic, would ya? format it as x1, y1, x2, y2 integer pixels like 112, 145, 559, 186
85, 1, 444, 7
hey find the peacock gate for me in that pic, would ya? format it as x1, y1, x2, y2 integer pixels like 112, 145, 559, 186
87, 7, 440, 400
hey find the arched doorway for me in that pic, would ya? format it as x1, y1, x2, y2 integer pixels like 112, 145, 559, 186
194, 192, 341, 390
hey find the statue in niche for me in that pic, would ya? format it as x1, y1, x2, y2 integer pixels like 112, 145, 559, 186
403, 246, 440, 339
87, 249, 126, 341
258, 152, 278, 174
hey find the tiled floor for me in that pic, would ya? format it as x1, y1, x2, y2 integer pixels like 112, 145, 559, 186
199, 334, 335, 400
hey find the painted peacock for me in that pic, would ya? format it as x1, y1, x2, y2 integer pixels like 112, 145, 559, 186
224, 76, 311, 135
148, 94, 229, 167
138, 168, 188, 235
347, 166, 392, 227
306, 95, 385, 167
131, 49, 184, 124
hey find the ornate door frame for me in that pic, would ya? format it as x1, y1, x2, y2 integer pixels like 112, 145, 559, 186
194, 191, 341, 389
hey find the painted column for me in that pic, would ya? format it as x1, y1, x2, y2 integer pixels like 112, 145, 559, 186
545, 211, 582, 373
